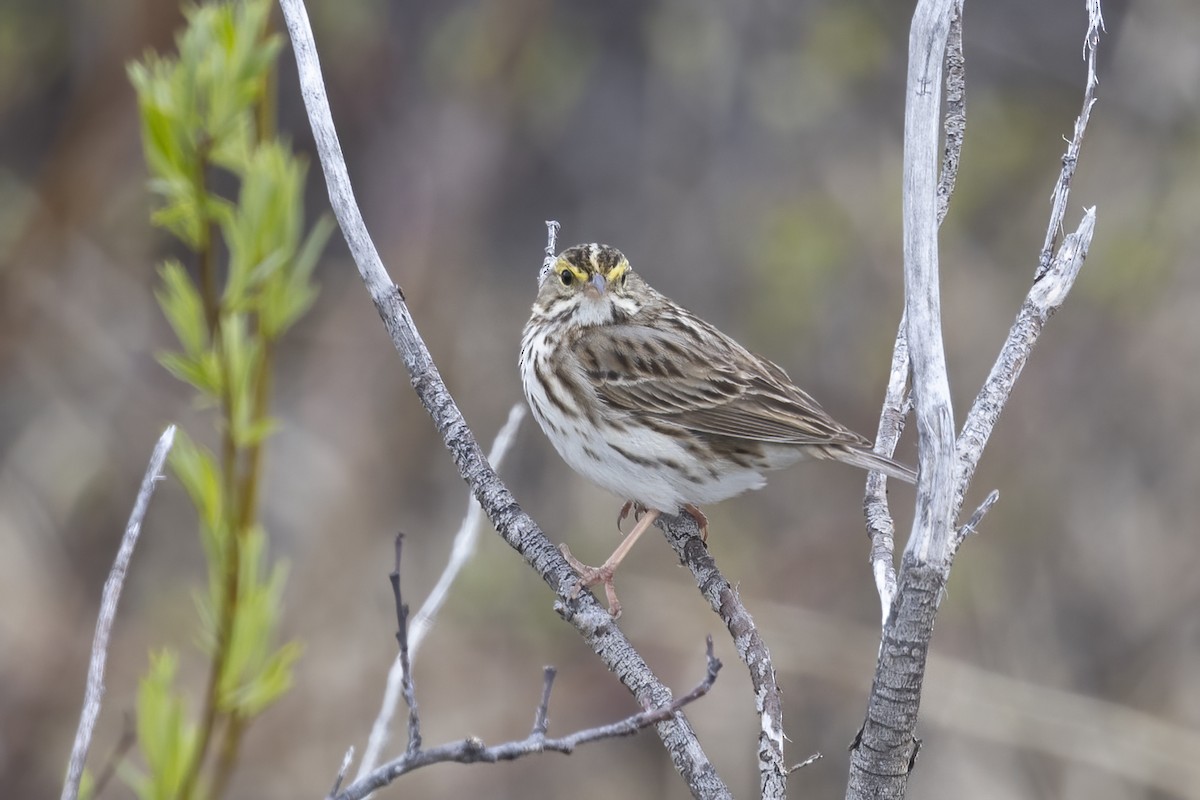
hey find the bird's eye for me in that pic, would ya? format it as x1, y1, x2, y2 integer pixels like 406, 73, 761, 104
559, 270, 574, 286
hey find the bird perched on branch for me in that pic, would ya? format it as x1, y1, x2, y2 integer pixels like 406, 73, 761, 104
520, 243, 915, 616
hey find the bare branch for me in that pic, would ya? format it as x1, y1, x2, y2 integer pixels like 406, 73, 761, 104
333, 542, 723, 800
953, 489, 999, 553
850, 3, 1104, 797
789, 752, 823, 773
954, 211, 1095, 517
937, 0, 966, 227
1038, 0, 1105, 280
61, 425, 176, 800
389, 535, 421, 758
657, 514, 787, 800
325, 747, 355, 800
865, 0, 964, 622
848, 0, 962, 794
539, 220, 561, 282
276, 1, 730, 794
530, 667, 556, 738
864, 322, 911, 623
902, 0, 958, 566
336, 641, 720, 800
358, 404, 525, 779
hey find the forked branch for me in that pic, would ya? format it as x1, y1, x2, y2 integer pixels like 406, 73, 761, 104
330, 536, 723, 800
848, 1, 1104, 797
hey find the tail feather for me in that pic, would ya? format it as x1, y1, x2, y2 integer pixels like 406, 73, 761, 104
831, 447, 917, 484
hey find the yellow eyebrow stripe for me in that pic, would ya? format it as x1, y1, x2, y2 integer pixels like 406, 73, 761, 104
555, 258, 590, 282
605, 260, 629, 282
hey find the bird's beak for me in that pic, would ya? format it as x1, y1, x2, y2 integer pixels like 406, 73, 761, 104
586, 273, 607, 298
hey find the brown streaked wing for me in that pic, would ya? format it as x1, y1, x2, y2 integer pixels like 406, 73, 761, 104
573, 321, 872, 448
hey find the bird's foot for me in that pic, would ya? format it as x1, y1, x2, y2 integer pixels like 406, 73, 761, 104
616, 500, 648, 533
683, 504, 709, 542
559, 543, 623, 618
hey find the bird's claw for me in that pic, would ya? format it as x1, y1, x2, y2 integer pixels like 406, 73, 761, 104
616, 501, 647, 534
559, 543, 623, 618
683, 504, 710, 542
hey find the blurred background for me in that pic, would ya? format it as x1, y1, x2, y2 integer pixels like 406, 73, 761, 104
4, 0, 1200, 797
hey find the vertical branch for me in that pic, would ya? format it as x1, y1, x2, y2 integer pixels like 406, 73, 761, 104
852, 3, 1103, 797
847, 1, 958, 796
865, 0, 964, 622
901, 0, 957, 566
61, 427, 176, 800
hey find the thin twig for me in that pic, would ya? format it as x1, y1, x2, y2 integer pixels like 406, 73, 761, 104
789, 752, 823, 773
61, 426, 176, 800
539, 220, 561, 282
335, 639, 722, 800
953, 210, 1095, 519
389, 535, 421, 758
953, 489, 999, 553
357, 404, 525, 779
657, 514, 787, 800
1038, 0, 1104, 280
531, 667, 556, 738
277, 1, 729, 794
863, 325, 911, 623
953, 0, 1104, 512
325, 747, 355, 800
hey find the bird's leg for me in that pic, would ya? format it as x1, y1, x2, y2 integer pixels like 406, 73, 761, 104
683, 504, 709, 542
616, 501, 647, 533
560, 509, 661, 618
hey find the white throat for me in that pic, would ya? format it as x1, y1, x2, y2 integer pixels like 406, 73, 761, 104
572, 296, 616, 327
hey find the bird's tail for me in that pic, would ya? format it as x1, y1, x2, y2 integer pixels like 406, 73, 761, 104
832, 447, 917, 484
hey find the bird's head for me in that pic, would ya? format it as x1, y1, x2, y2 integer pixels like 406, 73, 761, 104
534, 243, 644, 326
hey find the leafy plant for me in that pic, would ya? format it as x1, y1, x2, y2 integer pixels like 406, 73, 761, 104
125, 1, 331, 796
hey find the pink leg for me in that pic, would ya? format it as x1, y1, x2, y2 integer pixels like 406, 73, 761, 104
560, 509, 662, 618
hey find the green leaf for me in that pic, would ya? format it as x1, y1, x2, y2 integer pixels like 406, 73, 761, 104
218, 314, 264, 447
168, 429, 224, 537
132, 650, 198, 800
216, 529, 300, 717
260, 213, 332, 338
156, 350, 222, 397
154, 260, 207, 356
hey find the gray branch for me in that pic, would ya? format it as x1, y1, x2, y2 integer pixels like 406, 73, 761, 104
658, 514, 789, 799
849, 1, 1104, 797
276, 1, 729, 796
331, 536, 723, 800
61, 425, 176, 800
335, 645, 721, 800
901, 0, 959, 568
864, 0, 964, 622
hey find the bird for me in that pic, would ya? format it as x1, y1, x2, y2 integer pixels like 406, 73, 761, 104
519, 243, 915, 616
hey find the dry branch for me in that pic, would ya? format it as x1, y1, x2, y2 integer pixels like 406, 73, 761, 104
357, 404, 526, 779
61, 426, 176, 800
848, 1, 1104, 797
330, 536, 723, 800
658, 514, 789, 799
276, 1, 729, 795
